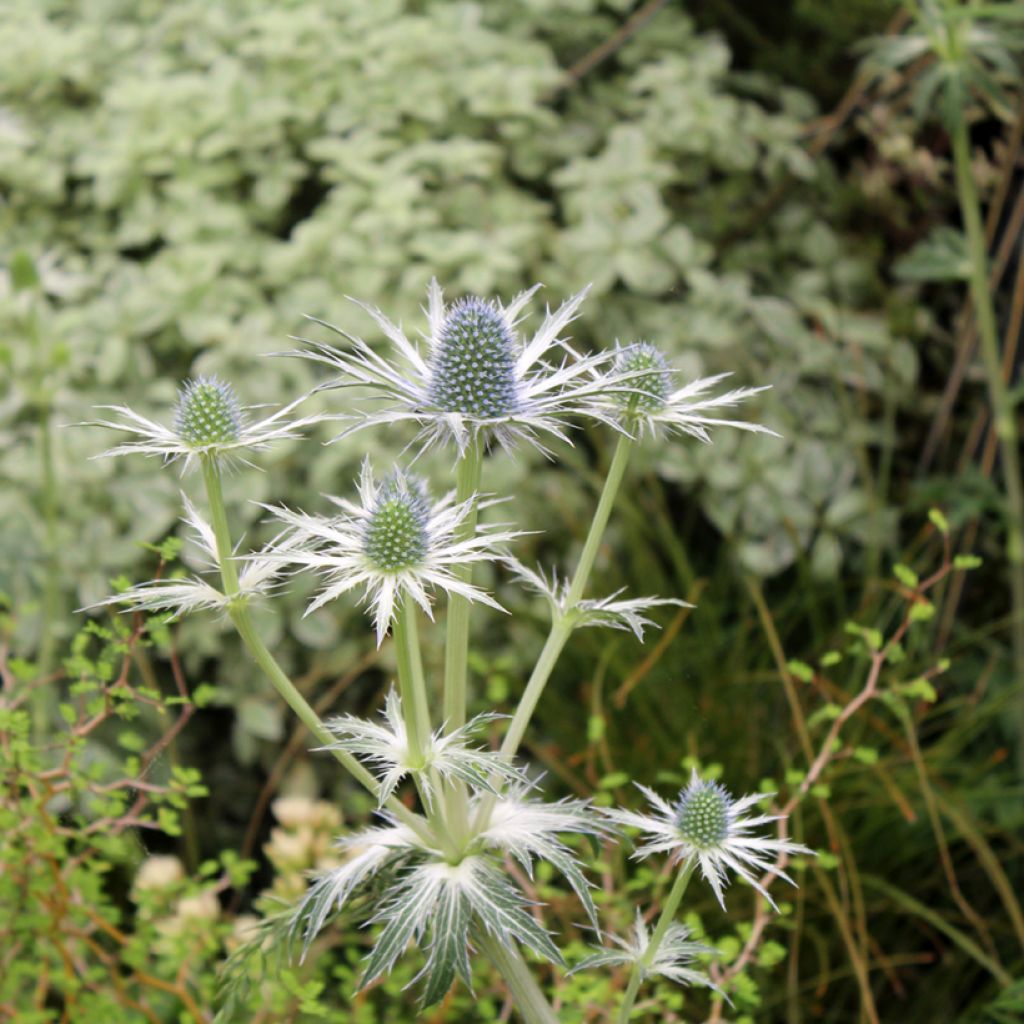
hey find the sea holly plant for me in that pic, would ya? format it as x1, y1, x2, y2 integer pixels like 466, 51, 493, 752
88, 281, 803, 1021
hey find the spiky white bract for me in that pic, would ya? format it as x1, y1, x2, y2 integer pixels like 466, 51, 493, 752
87, 375, 316, 471
261, 459, 522, 645
323, 688, 523, 807
474, 785, 609, 931
289, 819, 577, 1005
569, 908, 718, 992
87, 496, 292, 618
287, 279, 630, 457
606, 770, 812, 910
506, 557, 688, 641
609, 342, 778, 444
291, 819, 428, 956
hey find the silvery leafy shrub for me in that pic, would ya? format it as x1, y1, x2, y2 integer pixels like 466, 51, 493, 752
0, 0, 916, 674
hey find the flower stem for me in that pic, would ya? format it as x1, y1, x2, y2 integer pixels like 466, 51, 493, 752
948, 96, 1024, 774
617, 857, 697, 1024
392, 599, 431, 761
476, 932, 560, 1024
473, 435, 633, 831
502, 435, 634, 762
443, 435, 484, 730
198, 455, 434, 845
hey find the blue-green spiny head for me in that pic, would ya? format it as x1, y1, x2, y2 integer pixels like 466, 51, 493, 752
363, 473, 430, 572
675, 780, 730, 848
613, 342, 671, 415
428, 297, 520, 418
174, 377, 243, 447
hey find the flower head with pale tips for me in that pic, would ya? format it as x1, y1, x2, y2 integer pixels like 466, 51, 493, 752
505, 557, 689, 642
608, 342, 779, 444
323, 688, 523, 808
85, 496, 294, 618
605, 770, 812, 910
261, 459, 523, 644
87, 375, 316, 471
287, 279, 630, 457
569, 908, 719, 993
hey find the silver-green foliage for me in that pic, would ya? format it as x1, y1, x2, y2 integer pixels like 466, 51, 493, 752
0, 0, 913, 687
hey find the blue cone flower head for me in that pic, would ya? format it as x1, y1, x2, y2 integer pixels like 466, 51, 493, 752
606, 769, 812, 910
87, 374, 316, 470
288, 280, 630, 457
260, 459, 525, 644
607, 341, 778, 443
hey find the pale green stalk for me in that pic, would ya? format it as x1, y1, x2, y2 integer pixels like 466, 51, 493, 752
473, 435, 634, 830
476, 933, 560, 1024
198, 455, 433, 845
947, 92, 1024, 773
617, 857, 697, 1023
392, 599, 432, 761
501, 434, 634, 761
443, 435, 484, 728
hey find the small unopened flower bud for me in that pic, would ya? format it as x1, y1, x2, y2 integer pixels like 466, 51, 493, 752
429, 297, 520, 418
363, 474, 429, 571
674, 780, 729, 848
614, 343, 671, 414
174, 376, 243, 447
133, 854, 185, 896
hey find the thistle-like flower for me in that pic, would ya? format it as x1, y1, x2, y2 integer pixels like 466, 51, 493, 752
506, 557, 689, 641
291, 791, 606, 1006
261, 459, 522, 644
606, 770, 811, 909
609, 342, 778, 443
87, 496, 292, 617
323, 688, 523, 807
570, 908, 718, 992
88, 375, 314, 470
288, 279, 627, 456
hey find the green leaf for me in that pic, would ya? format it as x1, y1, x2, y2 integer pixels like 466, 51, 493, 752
953, 554, 982, 570
928, 508, 950, 534
892, 563, 919, 588
893, 227, 970, 282
786, 660, 814, 683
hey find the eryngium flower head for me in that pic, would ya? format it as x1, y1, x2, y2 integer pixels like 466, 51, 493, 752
287, 279, 627, 456
506, 557, 689, 642
605, 770, 812, 910
569, 908, 719, 993
88, 375, 315, 470
608, 341, 778, 443
261, 459, 522, 644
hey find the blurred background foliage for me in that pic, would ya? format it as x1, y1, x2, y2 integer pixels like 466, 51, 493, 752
1, 0, 1022, 1021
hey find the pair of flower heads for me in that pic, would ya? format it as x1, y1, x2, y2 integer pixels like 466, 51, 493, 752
92, 280, 775, 644
91, 281, 807, 985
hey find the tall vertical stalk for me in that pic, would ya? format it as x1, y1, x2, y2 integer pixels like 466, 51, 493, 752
947, 95, 1024, 770
476, 933, 560, 1024
198, 454, 434, 845
443, 435, 484, 729
617, 857, 696, 1023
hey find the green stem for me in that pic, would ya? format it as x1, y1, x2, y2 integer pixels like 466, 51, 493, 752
617, 857, 697, 1023
949, 97, 1024, 774
198, 455, 434, 845
502, 435, 634, 762
566, 434, 634, 607
473, 436, 634, 831
476, 933, 560, 1024
392, 599, 431, 761
443, 436, 484, 730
